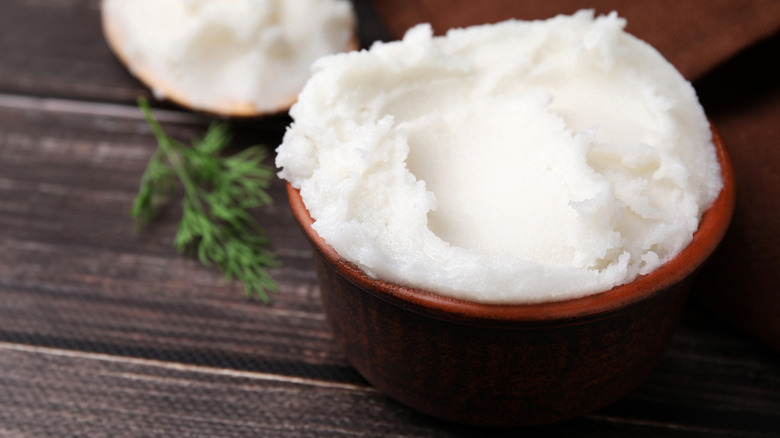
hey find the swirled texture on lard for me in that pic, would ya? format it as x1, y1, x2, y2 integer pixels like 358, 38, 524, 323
276, 10, 723, 304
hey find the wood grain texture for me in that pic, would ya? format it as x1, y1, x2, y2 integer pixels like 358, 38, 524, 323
0, 0, 146, 103
0, 96, 355, 381
0, 0, 778, 436
0, 319, 777, 438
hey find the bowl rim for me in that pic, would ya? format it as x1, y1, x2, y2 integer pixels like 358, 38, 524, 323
287, 125, 735, 324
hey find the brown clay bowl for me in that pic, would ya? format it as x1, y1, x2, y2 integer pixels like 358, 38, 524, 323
287, 126, 735, 427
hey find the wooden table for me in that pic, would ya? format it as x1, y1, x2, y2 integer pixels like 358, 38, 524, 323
1, 1, 778, 436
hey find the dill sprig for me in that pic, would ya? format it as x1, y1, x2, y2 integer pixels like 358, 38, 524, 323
132, 98, 279, 302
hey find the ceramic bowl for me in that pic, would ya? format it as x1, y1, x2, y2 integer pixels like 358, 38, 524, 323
287, 127, 735, 427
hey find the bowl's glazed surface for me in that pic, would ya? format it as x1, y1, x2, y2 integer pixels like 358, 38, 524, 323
287, 127, 735, 427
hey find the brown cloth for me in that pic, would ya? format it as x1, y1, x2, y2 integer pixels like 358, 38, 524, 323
369, 0, 780, 349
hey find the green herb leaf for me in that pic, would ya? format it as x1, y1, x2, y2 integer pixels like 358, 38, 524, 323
132, 98, 279, 302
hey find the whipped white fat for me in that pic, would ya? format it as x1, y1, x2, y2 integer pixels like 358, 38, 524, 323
277, 10, 723, 304
102, 0, 355, 115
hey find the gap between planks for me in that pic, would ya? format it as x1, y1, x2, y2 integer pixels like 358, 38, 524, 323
0, 341, 375, 393
0, 93, 205, 124
586, 414, 756, 436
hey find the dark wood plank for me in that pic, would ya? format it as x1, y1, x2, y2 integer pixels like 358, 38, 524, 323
1, 342, 775, 438
0, 95, 355, 379
0, 345, 394, 438
0, 0, 145, 103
